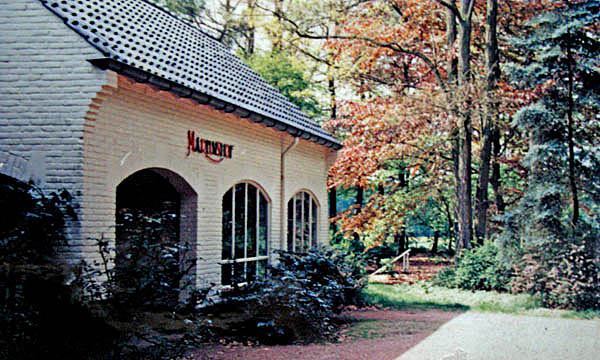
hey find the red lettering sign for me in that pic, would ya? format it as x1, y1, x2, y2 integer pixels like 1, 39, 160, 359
186, 130, 234, 163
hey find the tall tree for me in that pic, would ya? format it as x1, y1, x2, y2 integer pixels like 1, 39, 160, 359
475, 0, 499, 244
501, 0, 600, 250
499, 1, 600, 310
321, 0, 550, 249
507, 0, 599, 228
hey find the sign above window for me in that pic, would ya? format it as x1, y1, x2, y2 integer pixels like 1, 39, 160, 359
187, 130, 234, 164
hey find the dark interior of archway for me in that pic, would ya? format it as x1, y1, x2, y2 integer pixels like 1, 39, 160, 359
116, 170, 180, 213
115, 169, 182, 309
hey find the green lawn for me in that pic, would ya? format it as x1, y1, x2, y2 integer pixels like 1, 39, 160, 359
363, 282, 600, 320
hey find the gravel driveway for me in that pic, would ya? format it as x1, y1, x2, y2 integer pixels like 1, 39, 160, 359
396, 311, 600, 360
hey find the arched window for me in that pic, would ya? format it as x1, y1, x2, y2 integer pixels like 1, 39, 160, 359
287, 191, 319, 253
221, 182, 269, 286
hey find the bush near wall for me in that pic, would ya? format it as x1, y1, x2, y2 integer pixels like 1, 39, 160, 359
0, 177, 120, 360
226, 248, 367, 344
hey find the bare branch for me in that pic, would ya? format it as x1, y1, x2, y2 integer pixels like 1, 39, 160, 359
434, 0, 464, 23
284, 21, 446, 89
464, 0, 476, 22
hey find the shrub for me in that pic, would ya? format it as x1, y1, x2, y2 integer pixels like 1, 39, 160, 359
364, 243, 397, 268
1, 264, 120, 360
77, 208, 204, 314
112, 207, 197, 310
512, 242, 600, 310
0, 178, 119, 360
430, 267, 457, 288
0, 176, 74, 263
454, 243, 512, 291
229, 248, 366, 344
431, 243, 511, 292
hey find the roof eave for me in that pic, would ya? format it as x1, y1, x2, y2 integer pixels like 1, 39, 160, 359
88, 58, 342, 151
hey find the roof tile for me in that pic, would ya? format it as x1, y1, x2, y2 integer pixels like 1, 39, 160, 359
39, 0, 340, 148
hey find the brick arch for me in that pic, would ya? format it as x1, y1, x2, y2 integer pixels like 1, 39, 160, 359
116, 167, 198, 300
287, 187, 321, 208
117, 166, 198, 249
222, 178, 272, 204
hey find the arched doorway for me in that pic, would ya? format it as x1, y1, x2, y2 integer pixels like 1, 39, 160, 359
115, 168, 197, 308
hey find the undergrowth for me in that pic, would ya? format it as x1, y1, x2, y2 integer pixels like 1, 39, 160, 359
363, 283, 600, 319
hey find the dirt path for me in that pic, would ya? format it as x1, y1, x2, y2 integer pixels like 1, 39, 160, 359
185, 309, 461, 360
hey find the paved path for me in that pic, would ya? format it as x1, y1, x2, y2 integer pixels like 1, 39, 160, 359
396, 311, 600, 360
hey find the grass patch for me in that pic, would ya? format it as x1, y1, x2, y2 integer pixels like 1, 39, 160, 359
363, 283, 600, 319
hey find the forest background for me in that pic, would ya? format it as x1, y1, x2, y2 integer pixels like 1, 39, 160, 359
148, 0, 600, 304
2, 2, 599, 359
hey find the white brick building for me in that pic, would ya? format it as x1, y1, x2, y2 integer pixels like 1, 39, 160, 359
0, 0, 340, 288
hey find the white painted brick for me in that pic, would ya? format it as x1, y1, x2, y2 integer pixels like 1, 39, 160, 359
1, 0, 335, 289
79, 77, 332, 286
0, 0, 106, 261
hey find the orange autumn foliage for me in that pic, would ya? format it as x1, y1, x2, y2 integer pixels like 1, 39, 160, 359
325, 0, 552, 241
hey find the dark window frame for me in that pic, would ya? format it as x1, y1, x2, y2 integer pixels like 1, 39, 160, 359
287, 191, 319, 253
221, 182, 269, 286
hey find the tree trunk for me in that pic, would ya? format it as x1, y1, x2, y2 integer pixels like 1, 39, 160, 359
476, 126, 492, 245
446, 2, 462, 253
456, 0, 475, 251
566, 35, 579, 226
272, 0, 284, 52
353, 186, 364, 243
457, 116, 473, 251
448, 225, 454, 253
432, 230, 439, 255
440, 193, 456, 252
246, 0, 257, 56
446, 2, 458, 84
452, 131, 462, 252
329, 187, 337, 233
221, 0, 233, 47
490, 126, 506, 213
329, 74, 337, 120
475, 0, 499, 245
356, 186, 364, 210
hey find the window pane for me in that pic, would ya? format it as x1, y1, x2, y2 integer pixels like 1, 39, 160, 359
222, 183, 270, 286
221, 264, 232, 286
287, 197, 294, 252
258, 259, 268, 278
259, 194, 269, 256
222, 189, 233, 260
247, 185, 257, 258
233, 262, 245, 284
311, 198, 318, 247
303, 192, 310, 250
247, 260, 257, 282
234, 183, 246, 259
295, 193, 303, 252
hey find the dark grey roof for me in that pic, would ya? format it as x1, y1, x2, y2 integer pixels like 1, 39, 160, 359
39, 0, 341, 149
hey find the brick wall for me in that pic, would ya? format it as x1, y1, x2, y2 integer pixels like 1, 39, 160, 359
0, 0, 336, 286
83, 75, 334, 286
0, 0, 107, 255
